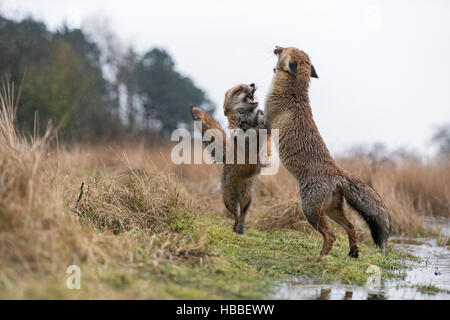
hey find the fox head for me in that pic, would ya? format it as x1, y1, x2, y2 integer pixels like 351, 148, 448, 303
273, 46, 318, 81
223, 83, 258, 116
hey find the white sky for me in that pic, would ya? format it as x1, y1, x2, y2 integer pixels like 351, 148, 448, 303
1, 0, 449, 156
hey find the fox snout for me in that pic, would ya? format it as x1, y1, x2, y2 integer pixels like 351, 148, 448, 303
246, 83, 256, 94
243, 83, 257, 107
274, 46, 284, 55
273, 46, 318, 79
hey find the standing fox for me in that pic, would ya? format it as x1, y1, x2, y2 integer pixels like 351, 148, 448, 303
265, 46, 392, 257
192, 83, 268, 234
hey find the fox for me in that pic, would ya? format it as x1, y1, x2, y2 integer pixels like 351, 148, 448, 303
191, 83, 268, 234
264, 46, 392, 257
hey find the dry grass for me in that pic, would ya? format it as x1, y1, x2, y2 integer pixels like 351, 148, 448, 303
338, 157, 450, 235
170, 154, 449, 237
0, 82, 448, 298
0, 85, 208, 298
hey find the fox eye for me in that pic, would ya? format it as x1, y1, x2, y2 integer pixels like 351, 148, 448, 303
235, 88, 242, 94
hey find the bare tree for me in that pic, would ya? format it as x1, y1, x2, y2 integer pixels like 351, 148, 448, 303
432, 124, 450, 157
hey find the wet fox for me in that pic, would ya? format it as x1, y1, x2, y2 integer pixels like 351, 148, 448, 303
192, 83, 267, 234
265, 46, 392, 257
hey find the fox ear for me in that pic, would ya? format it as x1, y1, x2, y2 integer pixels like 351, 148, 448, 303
289, 62, 297, 76
311, 64, 318, 79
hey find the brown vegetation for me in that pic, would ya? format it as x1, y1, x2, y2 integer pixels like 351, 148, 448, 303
0, 83, 448, 298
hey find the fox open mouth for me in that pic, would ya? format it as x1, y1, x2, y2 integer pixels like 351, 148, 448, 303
244, 90, 258, 106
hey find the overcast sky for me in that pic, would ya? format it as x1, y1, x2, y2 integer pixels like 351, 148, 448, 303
1, 0, 449, 156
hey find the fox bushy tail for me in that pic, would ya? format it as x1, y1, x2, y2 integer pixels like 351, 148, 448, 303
339, 170, 392, 251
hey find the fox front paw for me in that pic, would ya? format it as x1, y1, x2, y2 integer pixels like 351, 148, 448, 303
256, 109, 264, 125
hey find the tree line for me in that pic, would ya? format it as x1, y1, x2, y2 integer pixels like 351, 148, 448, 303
1, 14, 448, 156
0, 14, 214, 141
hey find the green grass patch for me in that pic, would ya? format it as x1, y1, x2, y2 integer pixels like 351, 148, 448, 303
106, 211, 414, 299
413, 284, 449, 295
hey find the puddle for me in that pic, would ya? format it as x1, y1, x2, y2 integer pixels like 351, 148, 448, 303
274, 217, 450, 300
423, 216, 450, 237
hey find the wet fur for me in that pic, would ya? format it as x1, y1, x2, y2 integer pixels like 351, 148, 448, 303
265, 47, 392, 257
192, 84, 268, 234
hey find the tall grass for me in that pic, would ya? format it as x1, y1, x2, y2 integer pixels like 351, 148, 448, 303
0, 84, 206, 298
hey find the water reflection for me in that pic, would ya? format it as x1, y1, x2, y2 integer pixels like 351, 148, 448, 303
344, 291, 353, 300
274, 217, 450, 300
317, 288, 331, 300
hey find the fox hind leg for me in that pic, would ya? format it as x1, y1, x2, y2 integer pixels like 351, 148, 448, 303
223, 193, 239, 233
236, 197, 252, 235
302, 195, 336, 256
326, 189, 359, 258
